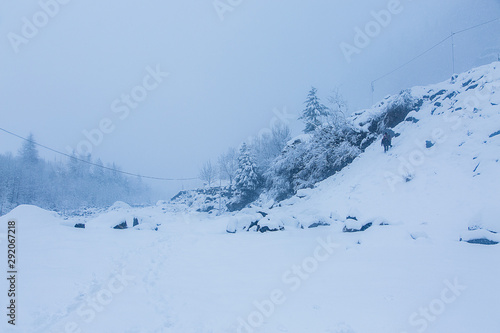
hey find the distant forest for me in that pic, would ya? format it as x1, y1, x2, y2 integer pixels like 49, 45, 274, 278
0, 134, 150, 215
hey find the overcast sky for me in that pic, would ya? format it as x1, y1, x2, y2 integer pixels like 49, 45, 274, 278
1, 0, 499, 198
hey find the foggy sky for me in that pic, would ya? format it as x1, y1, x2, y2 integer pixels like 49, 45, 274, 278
1, 0, 499, 198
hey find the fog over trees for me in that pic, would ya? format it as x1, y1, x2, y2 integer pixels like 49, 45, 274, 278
0, 134, 150, 215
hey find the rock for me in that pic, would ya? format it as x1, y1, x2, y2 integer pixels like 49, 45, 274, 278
74, 223, 85, 229
430, 89, 447, 101
253, 216, 285, 233
307, 216, 331, 229
246, 220, 260, 231
113, 221, 127, 229
343, 221, 372, 233
462, 238, 498, 245
405, 116, 419, 123
259, 225, 284, 233
466, 84, 479, 91
460, 229, 499, 245
308, 221, 331, 228
489, 130, 500, 138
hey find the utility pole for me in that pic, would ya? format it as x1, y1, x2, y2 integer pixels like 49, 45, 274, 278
371, 81, 375, 106
218, 178, 222, 216
451, 31, 456, 74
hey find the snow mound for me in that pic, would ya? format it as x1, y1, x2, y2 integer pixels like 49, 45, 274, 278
0, 205, 62, 227
107, 201, 132, 211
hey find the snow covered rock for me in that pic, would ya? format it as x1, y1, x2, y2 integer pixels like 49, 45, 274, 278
170, 186, 234, 214
225, 212, 262, 233
251, 216, 285, 233
113, 221, 128, 229
301, 215, 331, 228
460, 229, 499, 245
343, 218, 372, 233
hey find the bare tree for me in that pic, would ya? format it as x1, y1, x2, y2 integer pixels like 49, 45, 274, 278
199, 160, 217, 187
327, 87, 348, 130
251, 123, 291, 173
218, 148, 237, 185
270, 122, 291, 155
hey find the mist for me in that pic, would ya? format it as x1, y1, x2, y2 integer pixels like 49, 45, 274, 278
1, 0, 499, 198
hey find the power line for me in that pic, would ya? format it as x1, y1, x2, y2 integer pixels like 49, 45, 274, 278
453, 17, 500, 35
371, 17, 500, 101
0, 127, 199, 182
372, 34, 453, 84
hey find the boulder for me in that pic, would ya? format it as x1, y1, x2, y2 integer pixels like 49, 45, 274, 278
460, 229, 499, 245
113, 221, 128, 229
343, 218, 372, 233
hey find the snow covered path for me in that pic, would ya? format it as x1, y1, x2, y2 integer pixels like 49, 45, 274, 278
1, 205, 499, 333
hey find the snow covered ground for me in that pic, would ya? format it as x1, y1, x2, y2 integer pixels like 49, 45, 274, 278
1, 62, 500, 333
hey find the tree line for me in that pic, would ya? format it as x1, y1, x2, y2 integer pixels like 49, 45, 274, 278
0, 134, 150, 215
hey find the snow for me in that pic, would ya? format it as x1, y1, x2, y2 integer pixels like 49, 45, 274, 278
1, 62, 500, 333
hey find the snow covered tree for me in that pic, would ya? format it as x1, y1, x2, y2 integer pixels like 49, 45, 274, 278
326, 88, 348, 130
299, 87, 329, 133
270, 122, 292, 155
265, 125, 365, 201
199, 160, 217, 187
0, 137, 152, 215
234, 143, 261, 198
18, 133, 39, 165
16, 133, 42, 205
295, 125, 361, 189
251, 123, 291, 174
0, 153, 16, 215
218, 148, 238, 185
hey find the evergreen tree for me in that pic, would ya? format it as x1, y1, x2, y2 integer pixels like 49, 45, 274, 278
18, 133, 39, 165
299, 87, 329, 133
234, 143, 260, 197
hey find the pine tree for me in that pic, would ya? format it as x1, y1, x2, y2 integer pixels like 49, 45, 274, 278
299, 87, 329, 133
18, 133, 39, 165
234, 143, 260, 197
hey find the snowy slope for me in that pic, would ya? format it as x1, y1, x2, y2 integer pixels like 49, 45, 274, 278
1, 63, 499, 333
243, 61, 500, 243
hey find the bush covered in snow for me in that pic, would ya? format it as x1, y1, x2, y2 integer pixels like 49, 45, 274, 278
170, 186, 234, 214
265, 125, 366, 201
